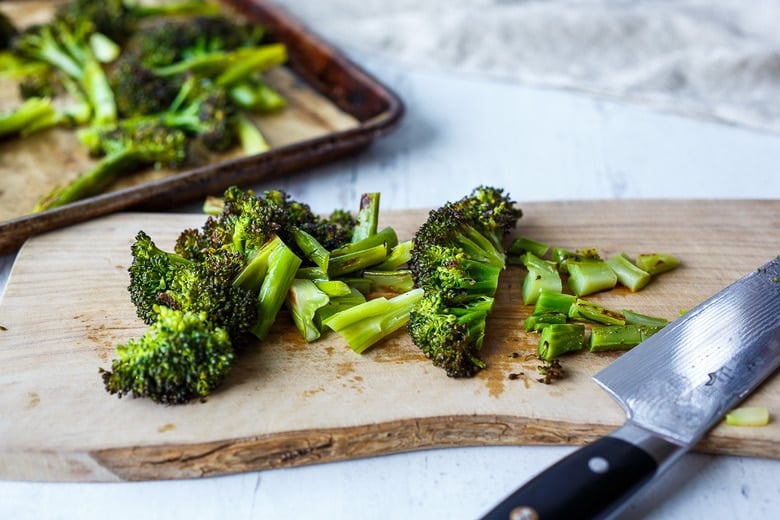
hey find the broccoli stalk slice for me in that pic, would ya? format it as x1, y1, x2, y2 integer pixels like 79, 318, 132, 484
538, 323, 585, 361
532, 290, 576, 315
286, 278, 330, 342
567, 259, 618, 296
0, 97, 57, 138
622, 309, 669, 327
523, 311, 568, 332
635, 253, 681, 276
589, 324, 664, 352
153, 44, 287, 80
569, 298, 626, 326
312, 279, 352, 297
521, 251, 563, 305
328, 243, 389, 278
229, 79, 286, 112
290, 226, 330, 272
606, 254, 651, 292
325, 288, 424, 354
233, 235, 281, 290
331, 226, 399, 257
34, 148, 144, 211
234, 111, 270, 155
372, 240, 412, 271
315, 287, 367, 324
508, 236, 550, 259
351, 192, 381, 243
128, 0, 222, 18
362, 269, 415, 295
250, 240, 302, 340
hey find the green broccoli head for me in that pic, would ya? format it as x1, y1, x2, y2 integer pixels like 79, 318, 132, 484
128, 231, 193, 325
453, 185, 522, 242
407, 292, 492, 377
55, 0, 133, 43
108, 54, 183, 118
156, 250, 258, 341
101, 307, 235, 404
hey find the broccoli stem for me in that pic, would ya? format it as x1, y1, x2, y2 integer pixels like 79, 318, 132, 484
229, 80, 286, 112
0, 97, 57, 138
533, 290, 576, 315
567, 259, 618, 296
568, 298, 626, 326
233, 235, 281, 290
233, 111, 270, 155
351, 192, 381, 243
622, 309, 669, 327
362, 269, 415, 294
372, 240, 413, 271
508, 236, 550, 259
635, 253, 681, 276
589, 324, 664, 352
291, 226, 329, 272
523, 311, 568, 332
606, 254, 651, 292
331, 226, 399, 257
312, 279, 352, 297
286, 278, 330, 342
326, 288, 424, 354
34, 148, 141, 211
521, 251, 563, 305
250, 240, 302, 340
328, 243, 389, 278
538, 323, 585, 360
129, 1, 222, 18
153, 44, 287, 79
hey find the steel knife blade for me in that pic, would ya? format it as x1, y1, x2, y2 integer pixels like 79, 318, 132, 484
481, 257, 780, 520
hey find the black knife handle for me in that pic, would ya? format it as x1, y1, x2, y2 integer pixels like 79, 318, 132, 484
480, 436, 658, 520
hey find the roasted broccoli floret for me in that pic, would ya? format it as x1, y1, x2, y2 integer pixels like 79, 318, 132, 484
35, 121, 189, 210
12, 19, 117, 126
407, 186, 521, 376
408, 292, 493, 377
100, 306, 235, 404
108, 54, 183, 117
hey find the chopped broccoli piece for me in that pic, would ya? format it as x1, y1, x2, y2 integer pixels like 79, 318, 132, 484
538, 323, 585, 360
588, 324, 664, 352
606, 254, 651, 292
100, 306, 235, 404
635, 253, 681, 276
286, 278, 330, 343
567, 258, 618, 296
407, 186, 521, 376
325, 288, 424, 354
35, 121, 189, 211
568, 298, 626, 326
250, 238, 302, 340
622, 309, 669, 327
520, 251, 562, 305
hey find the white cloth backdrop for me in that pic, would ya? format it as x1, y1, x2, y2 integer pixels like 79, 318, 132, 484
274, 0, 780, 134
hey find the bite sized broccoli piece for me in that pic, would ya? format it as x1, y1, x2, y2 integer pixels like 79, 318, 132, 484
156, 250, 258, 341
35, 121, 189, 211
100, 306, 235, 404
13, 20, 117, 126
108, 54, 183, 117
324, 288, 424, 354
407, 292, 494, 377
286, 278, 330, 343
250, 238, 302, 340
407, 186, 521, 376
127, 230, 194, 325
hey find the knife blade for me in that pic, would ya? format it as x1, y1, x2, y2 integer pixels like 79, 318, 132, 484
481, 257, 780, 520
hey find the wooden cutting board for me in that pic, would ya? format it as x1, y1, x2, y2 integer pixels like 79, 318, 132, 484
1, 200, 779, 482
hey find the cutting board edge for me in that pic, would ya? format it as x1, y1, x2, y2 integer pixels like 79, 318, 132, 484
2, 414, 772, 482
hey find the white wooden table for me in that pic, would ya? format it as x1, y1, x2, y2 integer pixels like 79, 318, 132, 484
2, 17, 780, 520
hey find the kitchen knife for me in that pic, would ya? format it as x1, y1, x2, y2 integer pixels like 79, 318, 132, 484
481, 257, 780, 520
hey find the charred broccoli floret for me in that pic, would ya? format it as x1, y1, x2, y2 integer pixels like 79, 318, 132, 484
108, 54, 183, 117
36, 121, 189, 210
100, 306, 235, 404
407, 186, 521, 376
